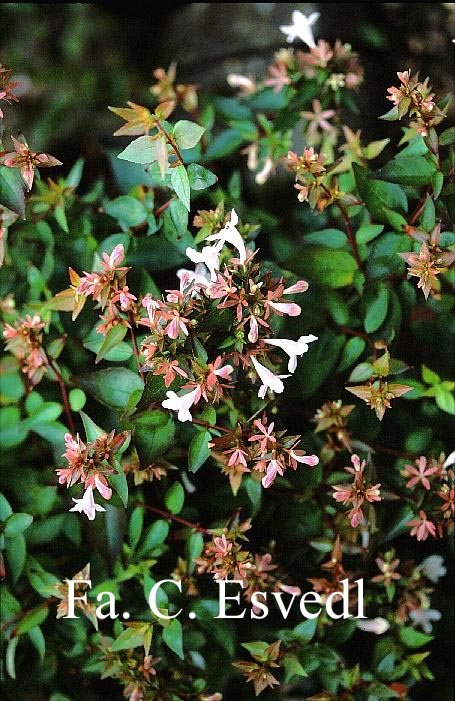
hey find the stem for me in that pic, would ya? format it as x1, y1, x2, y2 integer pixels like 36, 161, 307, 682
156, 120, 184, 165
340, 326, 378, 358
191, 417, 230, 433
128, 312, 145, 383
48, 358, 76, 435
337, 202, 366, 275
135, 502, 209, 534
154, 196, 176, 218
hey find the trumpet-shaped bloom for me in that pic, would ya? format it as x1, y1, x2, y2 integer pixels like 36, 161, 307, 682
207, 209, 246, 264
357, 618, 390, 635
162, 386, 201, 422
69, 486, 106, 521
250, 356, 287, 397
279, 11, 319, 48
264, 335, 317, 372
186, 241, 223, 282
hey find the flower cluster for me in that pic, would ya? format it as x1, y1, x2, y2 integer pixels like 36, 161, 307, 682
3, 313, 48, 386
403, 451, 454, 541
150, 61, 198, 115
385, 69, 446, 135
55, 429, 129, 520
0, 64, 19, 118
1, 135, 61, 191
366, 551, 447, 635
332, 454, 382, 527
210, 414, 318, 492
59, 243, 134, 329
399, 223, 455, 300
195, 519, 300, 608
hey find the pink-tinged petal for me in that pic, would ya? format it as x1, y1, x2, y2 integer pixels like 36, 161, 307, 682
268, 301, 301, 316
283, 280, 309, 294
95, 475, 112, 500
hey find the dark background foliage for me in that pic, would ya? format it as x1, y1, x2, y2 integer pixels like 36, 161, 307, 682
1, 4, 454, 700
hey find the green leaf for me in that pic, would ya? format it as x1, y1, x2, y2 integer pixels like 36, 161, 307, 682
6, 636, 18, 679
122, 410, 175, 466
111, 626, 146, 651
398, 626, 433, 648
204, 129, 245, 160
285, 247, 357, 288
187, 163, 217, 191
110, 462, 128, 507
0, 166, 25, 218
137, 520, 169, 557
128, 507, 144, 550
337, 337, 366, 373
293, 618, 318, 642
3, 513, 33, 538
353, 164, 407, 223
69, 388, 86, 412
421, 365, 440, 385
356, 224, 384, 244
349, 362, 374, 382
173, 120, 205, 150
186, 531, 204, 575
164, 482, 185, 515
75, 368, 144, 410
374, 156, 436, 186
364, 282, 389, 333
79, 411, 105, 442
162, 619, 184, 659
28, 626, 46, 661
6, 533, 26, 583
95, 325, 128, 364
303, 229, 347, 248
170, 165, 190, 211
16, 604, 49, 634
117, 136, 158, 164
434, 386, 455, 414
188, 430, 211, 473
105, 195, 147, 227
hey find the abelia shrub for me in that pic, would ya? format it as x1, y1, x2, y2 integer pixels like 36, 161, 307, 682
0, 10, 454, 701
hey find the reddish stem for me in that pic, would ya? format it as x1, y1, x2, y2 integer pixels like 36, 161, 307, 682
154, 196, 176, 218
340, 326, 378, 358
337, 202, 366, 275
128, 312, 145, 383
135, 502, 209, 535
48, 358, 76, 435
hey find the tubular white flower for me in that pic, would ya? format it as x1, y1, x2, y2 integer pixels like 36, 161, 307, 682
207, 209, 246, 263
279, 11, 320, 48
251, 356, 286, 397
290, 450, 319, 466
186, 242, 223, 282
409, 608, 441, 634
69, 486, 106, 521
264, 335, 318, 372
443, 450, 455, 468
162, 387, 201, 422
357, 618, 390, 635
418, 555, 447, 583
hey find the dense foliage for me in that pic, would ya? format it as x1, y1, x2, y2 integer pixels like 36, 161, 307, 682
1, 11, 454, 701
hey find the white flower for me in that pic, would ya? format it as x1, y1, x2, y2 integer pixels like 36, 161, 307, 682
69, 486, 106, 521
357, 617, 390, 635
251, 356, 288, 397
177, 263, 211, 294
443, 450, 455, 469
255, 157, 273, 185
279, 11, 320, 48
186, 242, 223, 282
207, 209, 246, 264
162, 386, 201, 422
409, 608, 441, 634
418, 555, 447, 583
264, 335, 318, 372
227, 74, 257, 95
